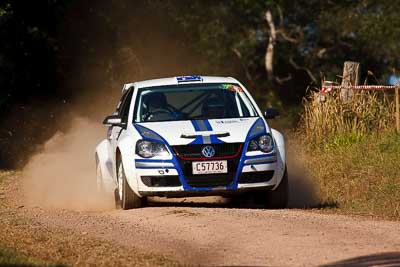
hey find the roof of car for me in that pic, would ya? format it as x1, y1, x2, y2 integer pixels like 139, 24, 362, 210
122, 76, 240, 91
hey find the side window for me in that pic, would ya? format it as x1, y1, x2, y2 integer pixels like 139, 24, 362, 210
119, 88, 134, 123
116, 90, 128, 114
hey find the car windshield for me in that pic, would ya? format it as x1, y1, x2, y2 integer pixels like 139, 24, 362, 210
133, 83, 258, 122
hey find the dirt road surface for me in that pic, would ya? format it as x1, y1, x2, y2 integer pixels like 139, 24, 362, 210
1, 173, 400, 266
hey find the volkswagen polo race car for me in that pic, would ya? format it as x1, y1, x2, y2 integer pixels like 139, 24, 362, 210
95, 76, 288, 209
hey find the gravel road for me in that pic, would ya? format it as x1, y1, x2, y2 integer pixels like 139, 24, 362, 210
0, 166, 400, 266
2, 171, 400, 266
46, 201, 400, 266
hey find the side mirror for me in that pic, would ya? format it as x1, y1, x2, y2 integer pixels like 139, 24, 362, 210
103, 115, 126, 128
264, 108, 280, 119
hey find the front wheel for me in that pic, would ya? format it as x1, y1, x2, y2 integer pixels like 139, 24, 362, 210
115, 160, 145, 210
254, 167, 289, 209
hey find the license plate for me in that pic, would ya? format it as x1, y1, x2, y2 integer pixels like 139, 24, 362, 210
192, 160, 228, 175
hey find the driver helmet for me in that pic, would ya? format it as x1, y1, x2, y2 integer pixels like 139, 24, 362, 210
202, 97, 225, 119
145, 92, 168, 110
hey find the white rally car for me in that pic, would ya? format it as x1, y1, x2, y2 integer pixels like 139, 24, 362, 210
95, 76, 288, 209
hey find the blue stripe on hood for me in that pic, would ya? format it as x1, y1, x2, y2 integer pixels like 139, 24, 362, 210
190, 120, 224, 144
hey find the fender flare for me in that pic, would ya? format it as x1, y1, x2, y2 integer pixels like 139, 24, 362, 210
271, 128, 286, 190
116, 135, 140, 195
95, 139, 115, 193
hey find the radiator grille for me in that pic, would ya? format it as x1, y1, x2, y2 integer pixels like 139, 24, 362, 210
172, 143, 242, 159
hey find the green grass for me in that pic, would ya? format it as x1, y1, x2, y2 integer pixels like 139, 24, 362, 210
0, 246, 55, 267
302, 132, 400, 219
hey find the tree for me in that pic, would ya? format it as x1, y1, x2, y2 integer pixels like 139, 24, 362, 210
157, 0, 400, 104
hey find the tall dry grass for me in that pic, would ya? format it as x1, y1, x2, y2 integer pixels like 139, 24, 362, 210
302, 89, 396, 144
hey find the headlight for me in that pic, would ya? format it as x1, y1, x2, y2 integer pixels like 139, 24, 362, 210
247, 134, 274, 153
136, 140, 169, 158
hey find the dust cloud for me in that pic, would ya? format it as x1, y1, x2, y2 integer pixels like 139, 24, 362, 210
22, 117, 114, 211
17, 2, 203, 211
286, 142, 320, 208
18, 9, 200, 211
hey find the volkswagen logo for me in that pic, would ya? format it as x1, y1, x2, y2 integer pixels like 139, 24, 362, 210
201, 145, 215, 158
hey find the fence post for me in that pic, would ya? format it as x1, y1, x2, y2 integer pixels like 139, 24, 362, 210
341, 61, 360, 102
396, 84, 399, 133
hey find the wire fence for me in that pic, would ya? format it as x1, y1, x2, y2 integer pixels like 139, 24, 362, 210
321, 85, 397, 93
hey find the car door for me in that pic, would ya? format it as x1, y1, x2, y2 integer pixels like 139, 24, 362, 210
110, 87, 134, 176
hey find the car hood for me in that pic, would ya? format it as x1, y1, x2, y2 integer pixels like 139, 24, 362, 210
135, 117, 264, 146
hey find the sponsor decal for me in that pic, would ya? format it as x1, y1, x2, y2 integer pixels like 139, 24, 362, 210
220, 83, 244, 92
215, 119, 241, 124
176, 75, 203, 82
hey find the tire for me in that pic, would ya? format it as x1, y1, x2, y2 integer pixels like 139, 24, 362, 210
254, 166, 289, 209
116, 159, 145, 210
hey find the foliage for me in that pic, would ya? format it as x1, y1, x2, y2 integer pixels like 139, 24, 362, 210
1, 0, 400, 106
0, 0, 71, 116
1, 1, 400, 106
157, 0, 400, 104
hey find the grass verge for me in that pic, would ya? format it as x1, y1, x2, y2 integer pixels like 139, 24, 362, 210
300, 89, 400, 219
0, 246, 55, 267
301, 132, 400, 219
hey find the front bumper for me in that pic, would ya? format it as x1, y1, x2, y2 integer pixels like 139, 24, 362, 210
130, 139, 283, 198
134, 158, 280, 197
139, 185, 275, 197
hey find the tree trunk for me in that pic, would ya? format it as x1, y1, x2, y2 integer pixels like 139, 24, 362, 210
265, 10, 276, 82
